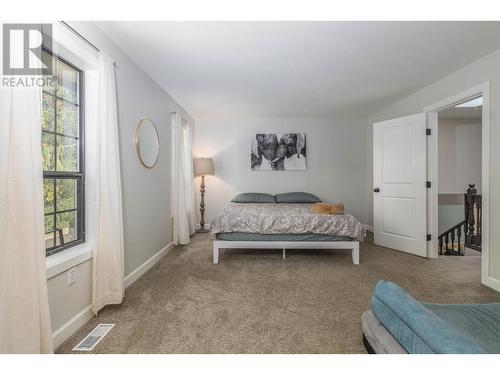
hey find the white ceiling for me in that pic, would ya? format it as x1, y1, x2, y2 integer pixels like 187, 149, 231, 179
96, 21, 500, 119
439, 106, 483, 119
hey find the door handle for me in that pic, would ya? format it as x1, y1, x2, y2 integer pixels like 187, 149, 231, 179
373, 188, 380, 193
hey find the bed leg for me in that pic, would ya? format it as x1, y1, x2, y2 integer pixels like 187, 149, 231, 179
282, 248, 286, 260
352, 243, 360, 265
213, 241, 219, 264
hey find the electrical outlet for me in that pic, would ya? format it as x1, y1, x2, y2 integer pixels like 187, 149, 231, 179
67, 267, 77, 285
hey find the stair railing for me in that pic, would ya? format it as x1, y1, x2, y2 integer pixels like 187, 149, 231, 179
464, 184, 482, 252
439, 220, 466, 256
438, 184, 482, 256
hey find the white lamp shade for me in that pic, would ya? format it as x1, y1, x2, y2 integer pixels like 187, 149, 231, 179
194, 158, 215, 176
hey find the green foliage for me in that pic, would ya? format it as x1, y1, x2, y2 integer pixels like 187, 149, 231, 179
57, 179, 77, 211
43, 179, 54, 214
42, 93, 55, 131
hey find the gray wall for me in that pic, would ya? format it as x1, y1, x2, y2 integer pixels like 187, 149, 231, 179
194, 117, 371, 226
439, 205, 464, 234
438, 118, 481, 194
70, 21, 194, 275
367, 46, 500, 285
437, 117, 481, 237
47, 21, 193, 342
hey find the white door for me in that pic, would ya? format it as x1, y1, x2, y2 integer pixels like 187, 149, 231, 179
373, 113, 427, 257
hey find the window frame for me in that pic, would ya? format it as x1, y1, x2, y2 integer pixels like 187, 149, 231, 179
42, 47, 86, 257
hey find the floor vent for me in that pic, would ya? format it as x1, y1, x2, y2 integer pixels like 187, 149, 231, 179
72, 324, 115, 351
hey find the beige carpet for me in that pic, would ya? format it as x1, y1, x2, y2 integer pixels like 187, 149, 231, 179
57, 233, 499, 354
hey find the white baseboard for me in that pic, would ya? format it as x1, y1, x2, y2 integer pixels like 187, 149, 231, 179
124, 242, 174, 289
363, 223, 374, 232
52, 305, 93, 349
483, 276, 500, 292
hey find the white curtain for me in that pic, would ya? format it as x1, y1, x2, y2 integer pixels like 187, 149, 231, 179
0, 85, 53, 353
91, 52, 125, 314
184, 121, 197, 235
171, 113, 196, 245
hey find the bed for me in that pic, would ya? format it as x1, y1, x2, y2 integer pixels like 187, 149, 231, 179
209, 194, 366, 264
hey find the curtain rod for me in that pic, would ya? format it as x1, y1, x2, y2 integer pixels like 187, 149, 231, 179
60, 21, 100, 52
59, 21, 118, 68
171, 111, 189, 124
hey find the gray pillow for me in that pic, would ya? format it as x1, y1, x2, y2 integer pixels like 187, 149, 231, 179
275, 192, 321, 203
231, 193, 276, 203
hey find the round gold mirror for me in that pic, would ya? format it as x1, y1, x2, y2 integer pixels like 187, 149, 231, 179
135, 119, 160, 168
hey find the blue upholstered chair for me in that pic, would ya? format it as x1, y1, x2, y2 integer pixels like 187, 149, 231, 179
362, 280, 500, 354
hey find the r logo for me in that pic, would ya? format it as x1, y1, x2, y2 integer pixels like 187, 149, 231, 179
2, 23, 53, 75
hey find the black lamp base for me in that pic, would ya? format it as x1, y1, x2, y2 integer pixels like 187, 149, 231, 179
196, 228, 209, 234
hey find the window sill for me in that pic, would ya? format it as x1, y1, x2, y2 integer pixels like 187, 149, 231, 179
46, 243, 93, 279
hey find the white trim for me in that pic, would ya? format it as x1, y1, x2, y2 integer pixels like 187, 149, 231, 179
480, 84, 491, 289
423, 83, 489, 113
427, 112, 439, 258
52, 305, 93, 350
50, 22, 98, 70
212, 240, 360, 265
46, 22, 100, 352
46, 244, 93, 279
124, 242, 174, 288
363, 224, 374, 232
44, 24, 99, 279
423, 82, 493, 290
483, 276, 500, 292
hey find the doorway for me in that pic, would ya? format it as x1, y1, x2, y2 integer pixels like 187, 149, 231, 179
373, 82, 491, 288
436, 97, 482, 257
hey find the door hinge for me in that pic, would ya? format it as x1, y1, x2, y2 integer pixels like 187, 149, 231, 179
426, 128, 431, 135
426, 181, 431, 188
427, 234, 432, 241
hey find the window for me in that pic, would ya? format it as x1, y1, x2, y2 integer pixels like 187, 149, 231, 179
41, 50, 85, 256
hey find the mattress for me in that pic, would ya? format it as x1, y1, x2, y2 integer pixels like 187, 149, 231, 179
210, 202, 366, 241
216, 232, 353, 242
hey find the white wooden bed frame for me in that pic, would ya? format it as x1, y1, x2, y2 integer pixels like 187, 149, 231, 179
212, 240, 360, 265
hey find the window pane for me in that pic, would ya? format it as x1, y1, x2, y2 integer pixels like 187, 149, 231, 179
42, 93, 55, 131
56, 60, 78, 103
42, 132, 55, 171
45, 232, 55, 249
56, 99, 78, 137
42, 51, 84, 255
56, 211, 77, 244
41, 50, 56, 94
56, 179, 77, 211
56, 135, 78, 172
55, 230, 62, 248
45, 214, 55, 233
43, 179, 54, 214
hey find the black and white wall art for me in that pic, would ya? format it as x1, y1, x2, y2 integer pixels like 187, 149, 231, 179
251, 133, 307, 171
